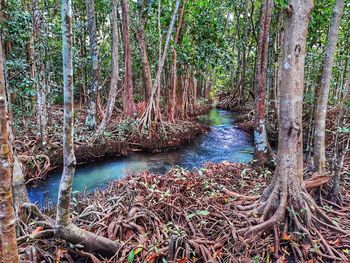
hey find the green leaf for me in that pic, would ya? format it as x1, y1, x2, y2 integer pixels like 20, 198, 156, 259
186, 213, 196, 220
127, 249, 135, 263
196, 210, 210, 216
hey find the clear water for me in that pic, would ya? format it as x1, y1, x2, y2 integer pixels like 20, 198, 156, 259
28, 109, 254, 206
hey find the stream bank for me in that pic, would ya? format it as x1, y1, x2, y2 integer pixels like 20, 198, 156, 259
28, 109, 254, 206
16, 104, 211, 184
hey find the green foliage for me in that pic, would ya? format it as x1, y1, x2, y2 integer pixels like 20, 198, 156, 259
3, 0, 350, 120
186, 210, 210, 220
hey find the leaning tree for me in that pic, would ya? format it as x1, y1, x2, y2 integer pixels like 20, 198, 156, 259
241, 0, 348, 261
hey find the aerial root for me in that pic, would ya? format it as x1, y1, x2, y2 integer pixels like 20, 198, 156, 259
239, 187, 349, 261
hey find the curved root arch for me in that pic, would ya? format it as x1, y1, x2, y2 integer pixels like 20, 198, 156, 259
239, 181, 349, 262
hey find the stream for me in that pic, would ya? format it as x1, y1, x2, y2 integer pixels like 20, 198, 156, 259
28, 109, 254, 206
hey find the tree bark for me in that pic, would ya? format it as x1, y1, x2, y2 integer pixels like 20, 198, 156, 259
139, 0, 181, 129
97, 0, 119, 132
313, 0, 344, 174
331, 79, 350, 198
121, 0, 136, 117
12, 157, 29, 209
33, 0, 48, 146
253, 0, 272, 165
136, 1, 153, 102
0, 34, 19, 263
169, 0, 187, 123
239, 0, 249, 105
85, 0, 99, 129
57, 1, 118, 257
246, 0, 314, 239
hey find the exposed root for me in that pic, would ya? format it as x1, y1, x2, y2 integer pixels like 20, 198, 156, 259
18, 162, 350, 262
242, 182, 349, 262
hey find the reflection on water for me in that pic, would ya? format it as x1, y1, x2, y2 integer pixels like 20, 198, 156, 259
28, 109, 253, 206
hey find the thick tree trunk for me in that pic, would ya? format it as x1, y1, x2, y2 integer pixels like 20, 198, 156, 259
85, 0, 99, 129
246, 0, 314, 241
121, 0, 136, 117
0, 35, 19, 263
33, 0, 48, 146
253, 0, 272, 165
57, 1, 118, 257
97, 0, 119, 132
313, 0, 344, 174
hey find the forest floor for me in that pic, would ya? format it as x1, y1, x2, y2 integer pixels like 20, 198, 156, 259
16, 96, 350, 262
18, 161, 350, 262
14, 103, 211, 184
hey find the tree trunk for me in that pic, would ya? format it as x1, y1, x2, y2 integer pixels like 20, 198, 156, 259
169, 0, 187, 123
313, 0, 344, 174
85, 0, 99, 129
97, 0, 119, 132
27, 34, 36, 111
0, 34, 19, 263
331, 79, 350, 199
244, 1, 330, 255
156, 0, 162, 118
239, 0, 249, 105
253, 0, 272, 165
243, 8, 347, 261
121, 0, 136, 117
33, 0, 48, 146
56, 1, 118, 257
12, 157, 29, 209
139, 0, 181, 130
136, 2, 152, 102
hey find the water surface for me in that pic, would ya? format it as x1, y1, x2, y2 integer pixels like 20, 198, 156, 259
28, 109, 253, 206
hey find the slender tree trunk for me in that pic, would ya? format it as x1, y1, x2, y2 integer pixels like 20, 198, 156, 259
121, 0, 136, 117
33, 0, 48, 146
313, 0, 344, 174
139, 0, 180, 129
27, 35, 36, 110
0, 34, 19, 263
239, 0, 249, 104
156, 0, 162, 117
56, 1, 118, 257
97, 0, 119, 132
12, 157, 29, 209
253, 0, 272, 165
136, 2, 152, 102
85, 0, 99, 129
331, 79, 350, 198
136, 27, 152, 101
56, 0, 77, 231
169, 0, 187, 123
